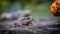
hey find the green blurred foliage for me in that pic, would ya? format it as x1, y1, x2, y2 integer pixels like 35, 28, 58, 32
0, 0, 52, 14
0, 0, 9, 14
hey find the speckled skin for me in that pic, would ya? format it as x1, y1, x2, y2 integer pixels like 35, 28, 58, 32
14, 16, 33, 26
50, 0, 60, 16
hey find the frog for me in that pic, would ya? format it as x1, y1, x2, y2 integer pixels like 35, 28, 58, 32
14, 11, 33, 26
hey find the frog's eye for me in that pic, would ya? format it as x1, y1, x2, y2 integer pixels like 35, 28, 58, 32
28, 18, 29, 19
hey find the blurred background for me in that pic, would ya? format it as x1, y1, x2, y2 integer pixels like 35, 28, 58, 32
0, 0, 60, 21
0, 0, 54, 21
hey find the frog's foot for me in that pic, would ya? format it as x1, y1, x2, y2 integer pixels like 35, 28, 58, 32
29, 23, 33, 26
14, 23, 17, 27
14, 23, 20, 27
